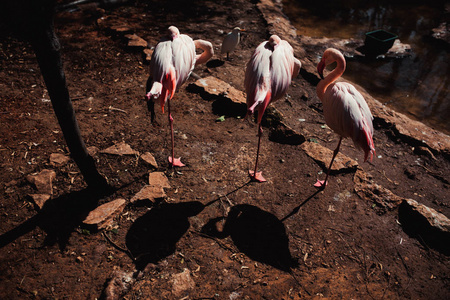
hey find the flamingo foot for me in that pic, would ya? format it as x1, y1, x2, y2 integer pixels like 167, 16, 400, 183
314, 179, 327, 189
249, 170, 267, 183
168, 156, 185, 167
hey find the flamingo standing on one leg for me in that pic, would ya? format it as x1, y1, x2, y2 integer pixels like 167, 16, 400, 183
314, 48, 375, 188
245, 35, 301, 182
146, 26, 213, 167
221, 27, 245, 60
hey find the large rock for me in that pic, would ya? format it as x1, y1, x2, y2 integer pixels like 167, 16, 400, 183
191, 76, 246, 105
399, 198, 450, 255
302, 141, 358, 173
353, 168, 403, 210
83, 199, 126, 230
26, 169, 56, 195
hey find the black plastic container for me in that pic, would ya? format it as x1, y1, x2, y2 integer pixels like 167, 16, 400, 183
364, 29, 398, 56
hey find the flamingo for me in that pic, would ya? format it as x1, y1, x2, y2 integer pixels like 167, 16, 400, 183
245, 35, 301, 182
221, 27, 245, 60
314, 48, 375, 188
146, 26, 213, 167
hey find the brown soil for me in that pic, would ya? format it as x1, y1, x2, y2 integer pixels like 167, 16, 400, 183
1, 1, 449, 299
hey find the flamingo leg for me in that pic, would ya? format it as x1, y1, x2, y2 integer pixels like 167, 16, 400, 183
167, 99, 185, 167
249, 123, 267, 182
314, 137, 342, 189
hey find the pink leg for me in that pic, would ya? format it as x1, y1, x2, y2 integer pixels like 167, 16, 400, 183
249, 123, 266, 182
167, 100, 185, 167
314, 137, 342, 189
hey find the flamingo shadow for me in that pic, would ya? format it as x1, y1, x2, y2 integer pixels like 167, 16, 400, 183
125, 201, 204, 271
201, 204, 298, 271
0, 187, 113, 250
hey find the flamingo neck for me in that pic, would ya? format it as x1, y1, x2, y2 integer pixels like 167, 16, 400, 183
316, 54, 346, 101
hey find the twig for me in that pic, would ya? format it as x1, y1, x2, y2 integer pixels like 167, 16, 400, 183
102, 231, 135, 261
190, 230, 235, 253
108, 106, 128, 114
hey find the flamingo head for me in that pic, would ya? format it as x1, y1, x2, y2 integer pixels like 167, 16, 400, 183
268, 35, 281, 49
167, 26, 179, 40
317, 60, 326, 80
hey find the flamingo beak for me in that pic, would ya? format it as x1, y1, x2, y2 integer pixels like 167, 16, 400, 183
317, 60, 325, 80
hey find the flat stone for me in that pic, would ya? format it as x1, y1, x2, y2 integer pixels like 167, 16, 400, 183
353, 169, 403, 210
125, 34, 148, 48
302, 141, 358, 172
192, 76, 246, 105
28, 194, 51, 209
100, 142, 139, 156
26, 169, 56, 195
140, 152, 158, 169
171, 268, 195, 297
50, 153, 70, 166
83, 199, 126, 230
148, 172, 170, 189
130, 185, 166, 203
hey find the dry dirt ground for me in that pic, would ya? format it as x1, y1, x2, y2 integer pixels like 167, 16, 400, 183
1, 0, 449, 299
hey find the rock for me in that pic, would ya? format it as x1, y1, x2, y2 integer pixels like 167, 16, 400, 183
49, 153, 70, 166
353, 168, 403, 210
191, 76, 246, 105
100, 142, 139, 156
28, 194, 51, 209
103, 269, 135, 300
301, 141, 358, 173
399, 199, 450, 255
83, 199, 126, 230
143, 48, 153, 63
148, 172, 170, 188
140, 152, 158, 169
130, 185, 166, 203
171, 268, 195, 297
125, 34, 148, 48
26, 169, 56, 195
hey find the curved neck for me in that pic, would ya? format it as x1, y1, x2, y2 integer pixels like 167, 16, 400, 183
316, 54, 346, 100
194, 39, 213, 65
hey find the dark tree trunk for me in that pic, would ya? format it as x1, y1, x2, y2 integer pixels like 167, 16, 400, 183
1, 0, 110, 192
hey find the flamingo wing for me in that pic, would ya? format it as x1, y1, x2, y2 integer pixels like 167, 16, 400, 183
244, 40, 272, 116
270, 40, 295, 101
323, 82, 375, 161
172, 34, 196, 88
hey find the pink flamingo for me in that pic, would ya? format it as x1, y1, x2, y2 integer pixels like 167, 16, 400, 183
245, 35, 301, 182
146, 26, 213, 167
315, 48, 375, 188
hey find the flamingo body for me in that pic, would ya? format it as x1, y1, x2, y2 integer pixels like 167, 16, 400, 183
244, 35, 301, 182
315, 48, 375, 188
146, 26, 213, 167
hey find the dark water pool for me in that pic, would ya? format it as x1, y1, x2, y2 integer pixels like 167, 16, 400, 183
283, 0, 450, 135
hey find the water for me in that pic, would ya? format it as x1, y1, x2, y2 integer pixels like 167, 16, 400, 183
283, 0, 450, 135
